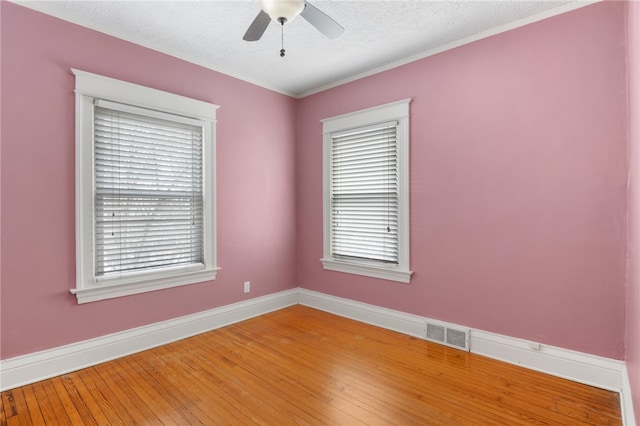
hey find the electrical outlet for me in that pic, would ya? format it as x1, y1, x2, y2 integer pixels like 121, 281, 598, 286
243, 281, 250, 293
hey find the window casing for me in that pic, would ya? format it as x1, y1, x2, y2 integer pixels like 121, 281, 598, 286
72, 69, 219, 303
321, 99, 412, 283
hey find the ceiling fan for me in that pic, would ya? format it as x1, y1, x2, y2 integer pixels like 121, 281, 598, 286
243, 0, 344, 57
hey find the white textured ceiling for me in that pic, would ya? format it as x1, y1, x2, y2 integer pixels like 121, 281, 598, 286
18, 0, 591, 97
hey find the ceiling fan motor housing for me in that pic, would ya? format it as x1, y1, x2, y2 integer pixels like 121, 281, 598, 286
260, 0, 305, 23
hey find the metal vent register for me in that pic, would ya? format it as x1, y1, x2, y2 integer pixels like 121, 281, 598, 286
425, 321, 469, 351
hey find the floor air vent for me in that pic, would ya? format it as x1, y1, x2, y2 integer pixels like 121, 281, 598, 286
425, 321, 469, 351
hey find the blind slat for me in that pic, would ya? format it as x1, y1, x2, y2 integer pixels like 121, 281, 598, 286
94, 104, 204, 277
331, 122, 399, 264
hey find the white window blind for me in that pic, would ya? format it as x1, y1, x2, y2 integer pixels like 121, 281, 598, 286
330, 121, 399, 265
94, 100, 204, 278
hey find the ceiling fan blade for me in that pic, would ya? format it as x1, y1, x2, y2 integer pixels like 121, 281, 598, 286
300, 1, 344, 39
243, 10, 271, 41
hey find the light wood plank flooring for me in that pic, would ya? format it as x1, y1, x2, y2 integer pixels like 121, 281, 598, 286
1, 305, 621, 425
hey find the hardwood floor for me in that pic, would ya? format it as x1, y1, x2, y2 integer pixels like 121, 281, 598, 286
1, 305, 621, 425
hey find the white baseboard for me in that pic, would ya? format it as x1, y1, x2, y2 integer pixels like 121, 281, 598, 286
621, 365, 638, 426
1, 286, 635, 425
471, 329, 625, 392
0, 288, 298, 391
298, 288, 426, 338
298, 288, 634, 425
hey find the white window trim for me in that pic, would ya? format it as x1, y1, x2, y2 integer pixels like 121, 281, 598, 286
320, 99, 412, 283
72, 69, 219, 303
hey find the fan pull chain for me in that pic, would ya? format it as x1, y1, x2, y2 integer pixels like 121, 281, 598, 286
278, 17, 286, 57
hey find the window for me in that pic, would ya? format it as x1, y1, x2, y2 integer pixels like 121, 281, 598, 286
72, 69, 219, 303
321, 99, 412, 283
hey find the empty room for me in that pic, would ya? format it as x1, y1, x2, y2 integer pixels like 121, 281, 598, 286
1, 0, 639, 424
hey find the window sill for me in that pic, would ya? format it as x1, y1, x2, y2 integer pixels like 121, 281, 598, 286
320, 258, 412, 283
70, 268, 219, 304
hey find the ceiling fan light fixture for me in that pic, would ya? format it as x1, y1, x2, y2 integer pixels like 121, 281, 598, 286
260, 0, 305, 23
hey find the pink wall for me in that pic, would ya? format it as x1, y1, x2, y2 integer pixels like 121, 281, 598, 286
0, 0, 632, 368
296, 1, 628, 359
0, 2, 298, 359
626, 0, 640, 418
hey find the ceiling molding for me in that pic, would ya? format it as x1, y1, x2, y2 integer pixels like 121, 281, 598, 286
11, 0, 299, 97
298, 0, 600, 98
12, 0, 599, 99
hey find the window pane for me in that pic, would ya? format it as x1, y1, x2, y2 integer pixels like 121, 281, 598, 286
94, 105, 204, 276
331, 124, 399, 264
